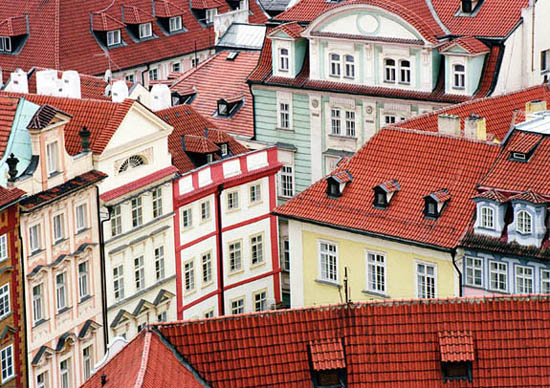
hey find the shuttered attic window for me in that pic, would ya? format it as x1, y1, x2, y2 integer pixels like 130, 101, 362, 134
326, 170, 352, 198
373, 179, 400, 209
438, 331, 474, 383
309, 339, 347, 388
424, 189, 451, 219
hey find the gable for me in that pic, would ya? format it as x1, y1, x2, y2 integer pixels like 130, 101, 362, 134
272, 30, 294, 39
444, 45, 470, 55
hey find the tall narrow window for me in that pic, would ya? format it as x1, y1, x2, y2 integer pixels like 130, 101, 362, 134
0, 345, 13, 382
107, 30, 121, 46
516, 210, 532, 234
152, 188, 163, 218
345, 111, 356, 137
202, 252, 212, 284
366, 252, 385, 293
201, 201, 211, 221
56, 272, 67, 312
279, 103, 290, 129
453, 64, 465, 89
184, 260, 195, 291
331, 109, 341, 135
416, 263, 436, 298
229, 242, 242, 272
0, 284, 9, 319
111, 205, 122, 237
489, 261, 507, 292
254, 290, 267, 311
282, 238, 290, 271
205, 8, 217, 23
319, 242, 337, 282
134, 256, 144, 290
169, 16, 183, 32
330, 54, 341, 77
82, 345, 93, 381
480, 206, 494, 229
280, 165, 294, 198
155, 246, 165, 280
78, 262, 89, 300
250, 184, 261, 203
227, 191, 239, 210
465, 257, 483, 287
251, 234, 264, 265
0, 37, 11, 53
0, 235, 6, 261
399, 60, 411, 84
231, 297, 244, 314
344, 55, 355, 78
131, 197, 143, 228
384, 59, 396, 83
32, 284, 43, 323
139, 23, 152, 39
149, 68, 158, 81
182, 208, 192, 229
542, 269, 550, 293
515, 265, 533, 293
46, 142, 58, 175
279, 48, 289, 72
36, 372, 47, 388
541, 49, 550, 72
53, 214, 64, 242
75, 204, 87, 232
59, 359, 70, 388
113, 265, 124, 301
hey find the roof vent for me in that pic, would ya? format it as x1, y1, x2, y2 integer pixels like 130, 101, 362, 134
226, 51, 239, 61
438, 114, 461, 137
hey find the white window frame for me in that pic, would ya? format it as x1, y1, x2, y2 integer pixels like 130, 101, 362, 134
184, 259, 195, 292
465, 256, 483, 287
113, 265, 124, 301
366, 251, 385, 294
253, 289, 267, 312
52, 213, 64, 243
78, 261, 89, 300
480, 206, 495, 229
0, 37, 11, 53
82, 345, 93, 381
59, 358, 70, 388
111, 205, 122, 237
152, 187, 163, 218
228, 241, 242, 273
36, 371, 47, 388
384, 58, 396, 83
227, 190, 240, 211
46, 141, 58, 175
542, 269, 550, 293
0, 344, 13, 382
169, 16, 183, 32
134, 256, 145, 290
516, 210, 532, 235
384, 115, 397, 125
148, 67, 158, 81
125, 73, 135, 83
172, 62, 181, 73
515, 265, 533, 294
345, 110, 356, 137
55, 272, 67, 312
0, 284, 9, 319
329, 53, 341, 77
489, 260, 507, 292
231, 297, 244, 315
139, 22, 152, 39
75, 203, 88, 233
453, 64, 466, 89
155, 246, 165, 281
249, 183, 261, 203
32, 283, 43, 324
344, 55, 355, 79
205, 8, 217, 24
279, 48, 289, 72
200, 200, 211, 221
415, 261, 436, 298
182, 207, 193, 229
107, 30, 121, 46
202, 252, 212, 285
281, 238, 290, 271
331, 108, 341, 135
399, 60, 411, 84
278, 102, 290, 129
279, 165, 294, 198
319, 240, 338, 283
0, 235, 7, 261
250, 233, 264, 266
131, 197, 143, 228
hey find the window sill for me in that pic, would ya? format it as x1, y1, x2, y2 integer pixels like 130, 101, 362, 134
383, 80, 396, 85
328, 134, 357, 140
201, 281, 214, 289
464, 283, 485, 290
2, 375, 15, 384
75, 227, 90, 236
199, 218, 212, 225
398, 82, 411, 86
48, 171, 62, 179
56, 306, 71, 316
487, 288, 509, 294
226, 207, 241, 214
33, 318, 49, 328
278, 195, 294, 201
276, 127, 294, 133
248, 200, 264, 208
53, 237, 68, 247
328, 74, 341, 79
343, 76, 355, 80
250, 260, 266, 270
182, 225, 194, 233
228, 269, 244, 277
362, 290, 389, 299
0, 311, 13, 321
315, 279, 340, 288
184, 289, 197, 297
79, 295, 92, 305
452, 87, 466, 91
29, 249, 44, 258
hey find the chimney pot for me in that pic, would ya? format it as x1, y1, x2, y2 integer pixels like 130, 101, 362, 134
79, 126, 91, 153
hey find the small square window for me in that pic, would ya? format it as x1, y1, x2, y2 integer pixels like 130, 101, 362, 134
250, 184, 261, 203
107, 30, 121, 46
169, 16, 183, 32
139, 23, 152, 39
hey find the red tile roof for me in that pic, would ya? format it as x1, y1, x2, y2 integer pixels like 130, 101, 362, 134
100, 166, 178, 203
183, 135, 220, 153
0, 1, 267, 76
508, 190, 550, 204
0, 16, 27, 36
275, 128, 500, 249
191, 0, 224, 9
0, 96, 20, 159
168, 51, 260, 138
395, 84, 550, 142
508, 131, 542, 154
430, 188, 451, 203
309, 338, 345, 371
0, 186, 25, 209
378, 179, 400, 193
81, 329, 204, 388
121, 5, 155, 24
473, 189, 507, 203
148, 295, 550, 387
330, 170, 352, 184
438, 331, 474, 363
27, 105, 66, 130
154, 0, 186, 17
439, 36, 489, 55
269, 21, 304, 39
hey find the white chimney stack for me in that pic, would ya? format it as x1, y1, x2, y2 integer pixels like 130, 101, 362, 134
61, 71, 81, 98
150, 84, 171, 111
36, 69, 58, 96
111, 80, 129, 103
464, 114, 486, 141
4, 69, 29, 94
438, 114, 461, 137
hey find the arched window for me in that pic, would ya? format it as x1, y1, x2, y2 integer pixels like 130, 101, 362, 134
453, 64, 465, 89
384, 59, 396, 83
118, 155, 146, 173
330, 53, 341, 77
516, 210, 532, 234
480, 206, 494, 229
399, 60, 411, 84
344, 55, 355, 78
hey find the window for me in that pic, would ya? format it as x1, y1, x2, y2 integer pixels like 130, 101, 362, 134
182, 208, 192, 229
46, 142, 58, 175
416, 263, 436, 298
75, 204, 87, 232
399, 60, 411, 84
148, 68, 158, 81
157, 311, 167, 322
0, 37, 11, 53
82, 345, 92, 381
280, 165, 294, 198
453, 64, 465, 89
111, 205, 122, 237
205, 8, 217, 23
152, 188, 163, 218
59, 359, 70, 388
282, 238, 290, 271
137, 322, 146, 332
279, 48, 289, 72
279, 103, 290, 129
254, 290, 267, 311
229, 241, 242, 272
32, 284, 43, 323
0, 284, 9, 319
206, 153, 214, 163
345, 111, 356, 137
125, 73, 135, 83
480, 206, 494, 229
515, 265, 533, 293
155, 246, 165, 281
113, 265, 124, 301
220, 143, 228, 156
489, 261, 507, 292
191, 57, 199, 67
465, 257, 483, 287
319, 241, 338, 282
52, 214, 64, 242
131, 197, 143, 228
134, 256, 144, 290
384, 115, 397, 125
331, 109, 341, 135
217, 101, 228, 116
542, 269, 550, 293
330, 53, 341, 77
36, 372, 47, 388
184, 260, 195, 292
231, 297, 244, 314
172, 62, 181, 72
250, 184, 261, 203
227, 191, 239, 210
119, 155, 145, 173
384, 59, 396, 83
251, 234, 263, 265
201, 201, 210, 221
78, 262, 89, 300
541, 49, 550, 72
107, 30, 121, 46
169, 16, 183, 32
344, 55, 355, 78
0, 345, 13, 382
204, 309, 214, 318
0, 235, 7, 261
366, 252, 385, 293
442, 361, 472, 382
516, 210, 532, 234
139, 23, 152, 38
56, 272, 67, 311
202, 253, 212, 284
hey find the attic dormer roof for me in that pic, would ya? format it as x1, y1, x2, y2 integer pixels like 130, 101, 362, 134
182, 135, 220, 153
376, 179, 400, 193
509, 190, 550, 204
121, 5, 155, 24
191, 0, 224, 10
27, 104, 70, 130
90, 12, 126, 31
0, 16, 28, 36
508, 131, 542, 154
427, 189, 451, 203
473, 189, 507, 203
268, 21, 304, 39
154, 0, 186, 17
328, 170, 352, 184
438, 37, 489, 55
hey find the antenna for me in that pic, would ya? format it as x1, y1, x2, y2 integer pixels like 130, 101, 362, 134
344, 267, 351, 304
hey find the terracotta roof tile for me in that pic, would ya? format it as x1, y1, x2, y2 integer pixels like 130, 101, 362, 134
473, 189, 507, 203
509, 190, 550, 204
191, 0, 224, 9
439, 36, 489, 54
429, 188, 451, 203
0, 15, 28, 36
269, 21, 304, 39
121, 5, 155, 24
309, 338, 345, 371
91, 12, 127, 31
154, 0, 186, 17
183, 135, 220, 153
0, 186, 25, 208
378, 179, 400, 193
0, 96, 20, 159
438, 331, 474, 362
508, 131, 542, 154
27, 105, 66, 130
275, 128, 500, 249
330, 170, 352, 184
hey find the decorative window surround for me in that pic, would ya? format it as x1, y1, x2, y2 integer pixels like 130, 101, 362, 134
276, 91, 293, 130
318, 240, 338, 283
416, 261, 436, 298
366, 251, 385, 294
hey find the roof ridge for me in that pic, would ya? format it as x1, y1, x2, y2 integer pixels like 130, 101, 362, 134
383, 126, 500, 146
54, 0, 60, 68
133, 330, 152, 388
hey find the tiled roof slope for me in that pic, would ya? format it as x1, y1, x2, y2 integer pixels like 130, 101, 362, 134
0, 0, 267, 76
81, 329, 204, 388
0, 186, 25, 209
157, 104, 248, 173
0, 96, 20, 159
275, 128, 500, 249
439, 36, 489, 54
168, 51, 260, 138
153, 296, 550, 387
395, 84, 550, 142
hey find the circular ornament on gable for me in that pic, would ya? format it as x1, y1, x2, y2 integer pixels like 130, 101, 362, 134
365, 106, 373, 114
311, 99, 319, 108
357, 14, 379, 35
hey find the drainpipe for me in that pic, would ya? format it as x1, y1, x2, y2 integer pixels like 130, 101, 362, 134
96, 189, 111, 347
451, 248, 463, 297
141, 64, 150, 87
215, 184, 225, 315
17, 207, 29, 387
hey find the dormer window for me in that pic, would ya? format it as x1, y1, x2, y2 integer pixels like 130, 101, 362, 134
480, 206, 494, 229
511, 152, 526, 161
139, 23, 152, 39
220, 143, 228, 157
373, 180, 400, 209
279, 48, 289, 72
326, 171, 352, 198
206, 153, 214, 163
0, 37, 11, 53
438, 331, 474, 383
46, 141, 59, 176
218, 101, 228, 116
205, 8, 217, 24
424, 189, 451, 219
309, 339, 347, 388
169, 16, 183, 32
453, 64, 465, 89
516, 210, 532, 234
217, 97, 242, 117
107, 30, 121, 46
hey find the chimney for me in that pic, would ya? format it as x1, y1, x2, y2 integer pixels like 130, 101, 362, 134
79, 126, 91, 153
525, 100, 547, 115
111, 80, 129, 103
438, 114, 461, 137
150, 84, 171, 111
4, 69, 28, 94
60, 71, 81, 98
464, 114, 486, 141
